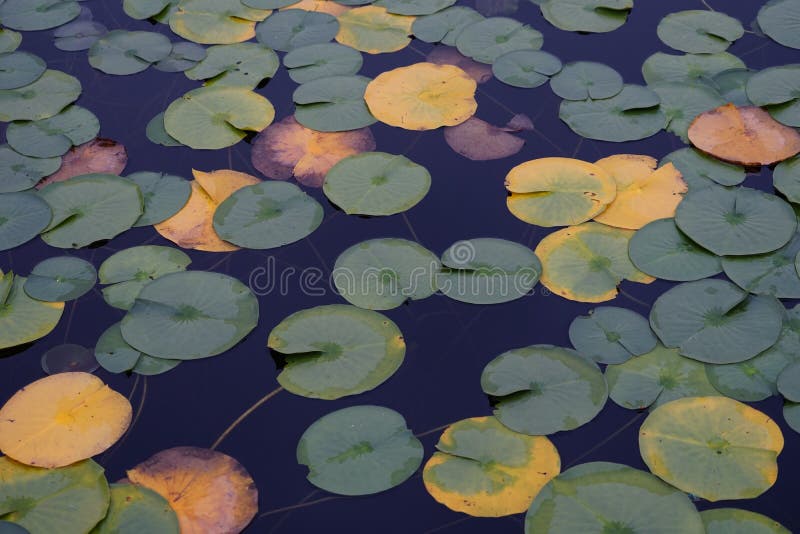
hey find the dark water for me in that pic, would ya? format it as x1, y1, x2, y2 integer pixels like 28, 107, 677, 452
4, 1, 800, 532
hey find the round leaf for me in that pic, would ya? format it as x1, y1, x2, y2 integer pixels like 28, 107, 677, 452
0, 192, 52, 251
569, 306, 657, 364
24, 256, 96, 302
549, 61, 623, 100
0, 273, 64, 350
6, 106, 100, 159
455, 17, 543, 64
657, 10, 744, 53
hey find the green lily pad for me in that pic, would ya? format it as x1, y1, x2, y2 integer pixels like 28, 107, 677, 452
322, 152, 430, 216
185, 43, 279, 88
297, 405, 422, 495
777, 360, 800, 401
153, 42, 206, 73
525, 462, 704, 534
0, 0, 81, 31
0, 145, 61, 193
642, 52, 745, 84
145, 113, 182, 147
784, 401, 800, 433
91, 483, 179, 534
0, 192, 52, 251
24, 256, 96, 302
758, 0, 800, 50
455, 17, 543, 64
559, 85, 665, 142
54, 20, 108, 52
0, 52, 46, 90
95, 322, 181, 375
657, 10, 744, 53
378, 0, 456, 15
332, 238, 440, 310
701, 508, 790, 534
213, 181, 323, 250
436, 238, 541, 305
711, 68, 755, 106
123, 0, 176, 20
164, 86, 275, 149
549, 61, 623, 100
0, 458, 109, 534
283, 43, 363, 84
0, 30, 22, 54
492, 50, 561, 89
120, 271, 259, 359
569, 307, 657, 364
722, 232, 800, 298
540, 0, 633, 33
481, 344, 608, 435
774, 156, 800, 202
256, 9, 339, 52
675, 186, 797, 256
661, 147, 745, 190
293, 75, 376, 132
650, 82, 725, 142
126, 172, 191, 227
606, 343, 720, 410
269, 304, 405, 399
39, 174, 143, 249
411, 6, 484, 46
0, 70, 82, 122
639, 396, 784, 501
628, 218, 722, 281
0, 272, 64, 349
168, 0, 270, 45
746, 65, 800, 127
6, 106, 100, 159
89, 30, 172, 75
99, 245, 191, 310
649, 279, 784, 364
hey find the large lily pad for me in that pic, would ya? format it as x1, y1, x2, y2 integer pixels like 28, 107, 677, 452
657, 10, 744, 53
540, 0, 632, 33
293, 75, 376, 132
0, 70, 81, 122
0, 52, 46, 91
256, 9, 339, 51
569, 307, 656, 364
701, 508, 790, 534
0, 192, 52, 252
0, 0, 81, 31
758, 0, 800, 50
0, 273, 64, 350
746, 65, 800, 127
455, 17, 543, 64
184, 43, 279, 88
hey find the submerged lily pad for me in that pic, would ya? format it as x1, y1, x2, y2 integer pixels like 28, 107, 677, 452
569, 307, 657, 364
24, 256, 96, 302
88, 30, 172, 75
657, 10, 744, 53
639, 396, 784, 501
423, 416, 560, 517
297, 405, 422, 495
256, 9, 339, 52
540, 0, 632, 33
332, 238, 440, 310
0, 192, 52, 251
455, 17, 543, 64
0, 273, 64, 350
121, 271, 258, 360
269, 304, 405, 399
40, 344, 98, 374
184, 43, 279, 88
294, 75, 376, 132
481, 344, 607, 435
126, 172, 191, 227
95, 322, 181, 375
0, 70, 82, 122
525, 462, 704, 534
444, 117, 525, 161
6, 106, 100, 159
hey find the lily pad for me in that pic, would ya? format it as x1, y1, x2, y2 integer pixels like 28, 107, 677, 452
549, 61, 623, 100
412, 6, 483, 46
169, 0, 271, 45
40, 344, 98, 374
256, 9, 339, 52
322, 152, 430, 215
492, 50, 561, 88
92, 484, 179, 534
0, 192, 52, 251
184, 43, 279, 88
661, 147, 745, 190
784, 401, 800, 433
0, 70, 82, 122
297, 405, 422, 495
293, 75, 376, 132
145, 113, 182, 147
0, 0, 81, 31
332, 238, 440, 310
639, 396, 784, 501
88, 30, 172, 76
481, 344, 608, 435
540, 0, 633, 33
269, 304, 405, 399
642, 52, 745, 84
283, 43, 363, 83
774, 156, 800, 202
711, 68, 755, 107
746, 65, 800, 127
0, 146, 61, 193
443, 117, 525, 161
120, 271, 259, 359
6, 106, 100, 159
423, 416, 560, 517
722, 233, 800, 298
758, 0, 800, 50
153, 42, 206, 73
455, 17, 543, 64
569, 307, 657, 364
335, 6, 414, 54
0, 52, 46, 90
657, 10, 744, 53
650, 82, 725, 142
126, 172, 191, 227
54, 20, 108, 52
24, 256, 96, 302
95, 322, 181, 375
0, 273, 64, 350
777, 360, 800, 401
0, 30, 22, 54
378, 0, 456, 15
123, 0, 176, 19
701, 508, 790, 534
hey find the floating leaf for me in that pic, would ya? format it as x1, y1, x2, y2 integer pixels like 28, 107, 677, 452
534, 222, 653, 302
650, 279, 784, 364
549, 61, 623, 100
0, 192, 52, 252
256, 9, 338, 52
378, 0, 456, 15
746, 65, 800, 128
423, 416, 560, 517
412, 6, 483, 46
492, 50, 561, 89
606, 344, 720, 410
525, 462, 704, 534
365, 63, 477, 131
436, 238, 541, 304
650, 82, 725, 142
540, 0, 632, 33
675, 185, 797, 256
120, 271, 259, 360
99, 245, 191, 311
0, 70, 81, 122
126, 171, 191, 227
293, 75, 376, 132
323, 152, 430, 214
0, 273, 64, 350
336, 6, 413, 54
455, 17, 543, 64
784, 401, 800, 433
444, 117, 524, 161
0, 30, 22, 54
40, 344, 98, 375
628, 218, 722, 281
269, 304, 405, 399
213, 181, 324, 249
24, 256, 96, 302
298, 405, 422, 495
155, 169, 260, 252
778, 361, 800, 401
722, 233, 800, 298
95, 322, 181, 376
164, 86, 275, 150
185, 43, 279, 88
0, 372, 131, 468
481, 345, 607, 435
88, 30, 172, 76
639, 396, 783, 501
774, 156, 800, 202
251, 115, 375, 187
657, 10, 744, 53
0, 0, 81, 31
92, 484, 180, 534
6, 106, 100, 159
661, 147, 745, 190
701, 508, 790, 534
0, 52, 46, 91
332, 238, 440, 310
758, 0, 800, 50
123, 0, 176, 20
569, 307, 656, 364
153, 41, 206, 73
0, 458, 109, 534
283, 42, 362, 83
711, 68, 755, 107
127, 447, 258, 534
505, 157, 616, 227
0, 146, 61, 193
38, 138, 128, 188
642, 52, 745, 84
169, 0, 271, 45
39, 174, 142, 249
281, 0, 350, 15
145, 112, 182, 147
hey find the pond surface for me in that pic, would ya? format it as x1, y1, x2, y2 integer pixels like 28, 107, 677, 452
2, 0, 800, 532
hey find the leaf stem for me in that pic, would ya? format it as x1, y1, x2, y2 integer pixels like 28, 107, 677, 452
210, 385, 284, 450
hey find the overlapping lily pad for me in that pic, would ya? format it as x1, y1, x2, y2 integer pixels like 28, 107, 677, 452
661, 147, 745, 190
88, 30, 172, 75
92, 484, 179, 534
169, 0, 271, 44
154, 42, 206, 73
774, 156, 800, 202
95, 322, 181, 375
758, 0, 800, 50
492, 50, 561, 88
0, 0, 81, 31
550, 61, 623, 100
126, 171, 191, 227
0, 52, 46, 91
701, 508, 790, 534
0, 70, 82, 122
24, 256, 96, 302
283, 43, 362, 83
569, 307, 656, 364
777, 361, 800, 401
6, 106, 100, 158
746, 65, 800, 127
293, 75, 376, 131
642, 52, 745, 84
184, 43, 279, 88
412, 6, 483, 46
722, 232, 800, 298
54, 20, 108, 52
0, 273, 64, 350
0, 192, 52, 251
256, 9, 339, 51
455, 17, 543, 64
657, 10, 744, 53
650, 82, 725, 142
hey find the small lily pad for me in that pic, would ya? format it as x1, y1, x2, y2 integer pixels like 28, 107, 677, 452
657, 10, 744, 53
256, 9, 339, 52
24, 256, 96, 302
492, 50, 561, 89
0, 272, 64, 350
294, 75, 376, 132
6, 106, 99, 159
283, 43, 363, 83
569, 307, 657, 364
184, 43, 279, 88
95, 322, 181, 375
549, 61, 623, 100
88, 30, 172, 75
0, 52, 46, 90
455, 17, 543, 64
